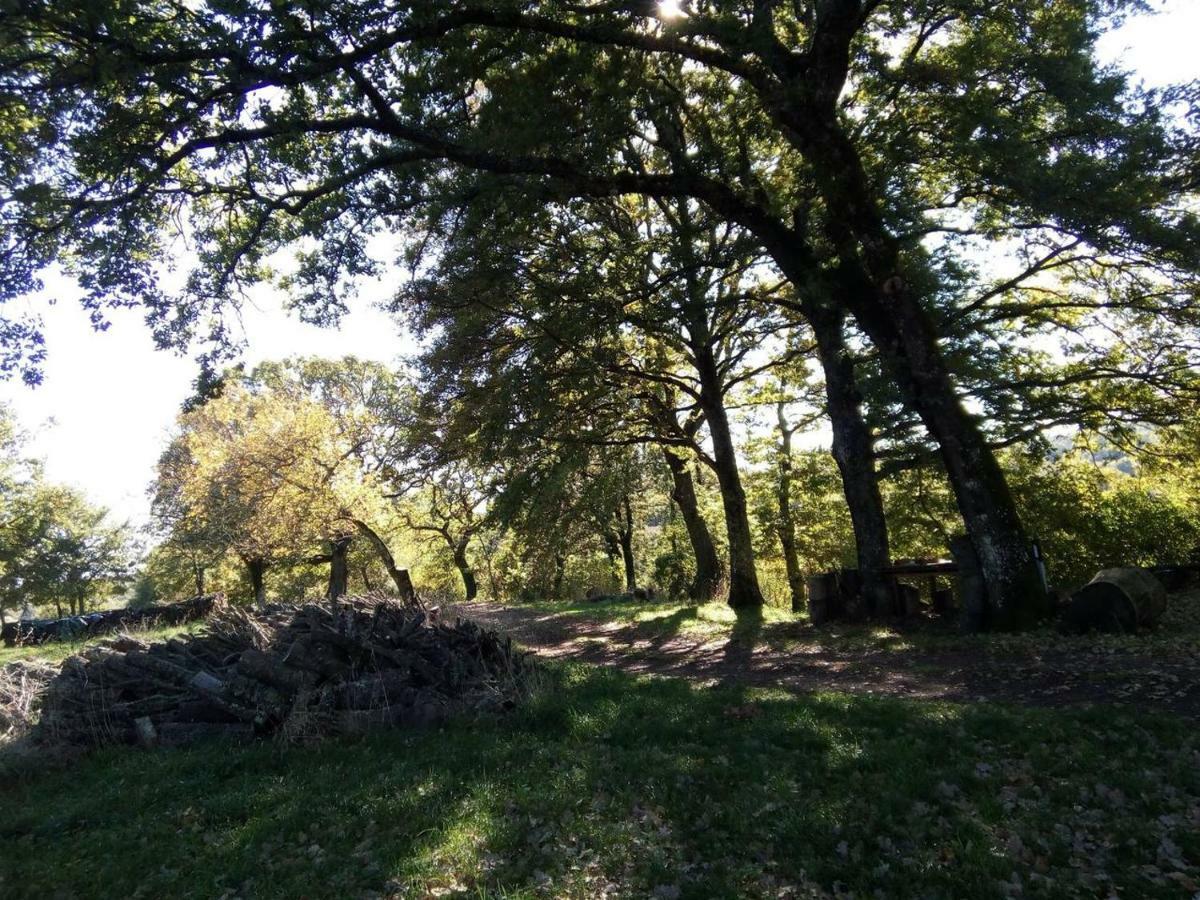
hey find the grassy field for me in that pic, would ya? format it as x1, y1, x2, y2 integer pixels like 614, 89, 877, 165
0, 621, 209, 666
2, 660, 1198, 899
498, 589, 1200, 656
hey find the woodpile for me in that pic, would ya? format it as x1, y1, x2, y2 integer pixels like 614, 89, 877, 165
2, 593, 224, 647
35, 595, 535, 749
0, 660, 56, 745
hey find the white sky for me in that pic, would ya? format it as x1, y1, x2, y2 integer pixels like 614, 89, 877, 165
1, 0, 1198, 529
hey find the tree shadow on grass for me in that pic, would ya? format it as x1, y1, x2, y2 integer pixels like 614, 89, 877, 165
718, 605, 764, 686
1, 664, 1197, 899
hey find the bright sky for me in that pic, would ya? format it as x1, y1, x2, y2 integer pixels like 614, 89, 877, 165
1, 0, 1197, 530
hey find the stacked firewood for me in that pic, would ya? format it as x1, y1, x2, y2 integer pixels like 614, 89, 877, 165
1, 593, 225, 647
36, 596, 535, 749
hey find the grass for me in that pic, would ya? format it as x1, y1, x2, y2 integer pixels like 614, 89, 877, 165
1, 663, 1197, 899
508, 586, 1200, 658
0, 621, 209, 667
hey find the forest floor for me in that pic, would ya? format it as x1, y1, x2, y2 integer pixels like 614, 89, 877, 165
451, 587, 1200, 719
2, 595, 1198, 898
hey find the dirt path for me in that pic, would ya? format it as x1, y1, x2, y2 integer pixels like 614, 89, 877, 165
450, 601, 1200, 717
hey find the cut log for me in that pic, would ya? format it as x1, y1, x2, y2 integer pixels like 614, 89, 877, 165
806, 573, 841, 626
1062, 567, 1169, 635
897, 582, 921, 617
931, 585, 955, 617
134, 716, 158, 748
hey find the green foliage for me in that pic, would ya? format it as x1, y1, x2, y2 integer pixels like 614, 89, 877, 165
128, 575, 157, 610
1007, 448, 1200, 588
748, 449, 856, 575
0, 406, 134, 618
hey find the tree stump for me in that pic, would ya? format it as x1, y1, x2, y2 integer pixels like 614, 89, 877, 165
1062, 567, 1168, 634
806, 573, 842, 625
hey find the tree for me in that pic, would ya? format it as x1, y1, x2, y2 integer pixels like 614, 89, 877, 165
0, 405, 133, 620
399, 463, 489, 602
0, 482, 132, 619
407, 193, 793, 607
5, 0, 1197, 625
153, 384, 338, 606
247, 357, 422, 599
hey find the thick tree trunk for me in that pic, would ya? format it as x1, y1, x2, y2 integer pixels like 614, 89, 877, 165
694, 355, 764, 610
327, 534, 351, 610
245, 557, 266, 609
193, 564, 205, 598
352, 518, 415, 599
774, 402, 806, 613
806, 303, 893, 617
617, 497, 637, 592
773, 107, 1049, 630
662, 448, 724, 602
845, 286, 1044, 628
452, 538, 478, 602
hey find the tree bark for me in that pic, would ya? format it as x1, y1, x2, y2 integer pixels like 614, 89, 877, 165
552, 552, 566, 600
694, 350, 765, 610
452, 537, 478, 602
662, 448, 724, 602
770, 101, 1049, 629
352, 518, 415, 599
327, 534, 351, 611
245, 557, 266, 609
806, 303, 893, 617
617, 496, 637, 592
602, 530, 622, 590
774, 402, 806, 613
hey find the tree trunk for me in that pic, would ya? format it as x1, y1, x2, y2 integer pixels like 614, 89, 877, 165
806, 303, 892, 617
452, 538, 478, 602
245, 557, 266, 609
352, 518, 414, 598
552, 553, 566, 600
193, 564, 205, 598
774, 402, 806, 613
327, 534, 351, 611
603, 530, 622, 590
617, 497, 637, 592
662, 448, 724, 602
694, 353, 764, 610
773, 109, 1049, 630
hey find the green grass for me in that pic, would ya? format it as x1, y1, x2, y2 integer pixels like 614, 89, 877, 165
510, 587, 1200, 657
0, 621, 209, 666
2, 663, 1197, 899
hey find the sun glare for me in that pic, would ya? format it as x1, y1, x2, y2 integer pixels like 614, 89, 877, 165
658, 0, 685, 20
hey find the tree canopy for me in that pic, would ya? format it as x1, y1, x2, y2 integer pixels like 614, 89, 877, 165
2, 0, 1198, 627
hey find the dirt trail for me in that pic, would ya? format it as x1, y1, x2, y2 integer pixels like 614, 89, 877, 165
450, 600, 1200, 717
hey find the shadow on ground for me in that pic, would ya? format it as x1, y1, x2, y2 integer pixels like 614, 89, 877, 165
453, 590, 1200, 718
2, 664, 1197, 898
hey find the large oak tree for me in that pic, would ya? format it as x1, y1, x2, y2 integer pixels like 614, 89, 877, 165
4, 0, 1196, 625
